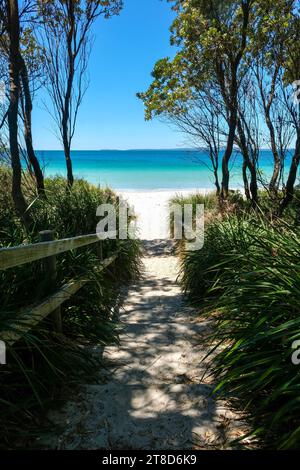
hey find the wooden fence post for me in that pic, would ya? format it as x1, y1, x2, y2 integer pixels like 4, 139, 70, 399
39, 230, 63, 334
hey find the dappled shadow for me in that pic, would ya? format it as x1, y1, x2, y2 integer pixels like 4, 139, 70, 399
142, 239, 177, 257
48, 359, 246, 450
44, 253, 250, 450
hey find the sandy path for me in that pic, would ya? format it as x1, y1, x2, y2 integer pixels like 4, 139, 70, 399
44, 248, 248, 450
118, 189, 213, 240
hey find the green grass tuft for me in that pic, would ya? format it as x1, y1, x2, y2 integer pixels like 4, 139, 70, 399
0, 168, 141, 448
181, 213, 300, 449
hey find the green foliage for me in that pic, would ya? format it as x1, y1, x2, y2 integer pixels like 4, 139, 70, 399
0, 169, 141, 448
170, 191, 219, 211
168, 191, 217, 247
181, 213, 300, 448
138, 0, 254, 121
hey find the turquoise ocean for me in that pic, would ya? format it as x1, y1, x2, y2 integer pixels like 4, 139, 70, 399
37, 149, 292, 191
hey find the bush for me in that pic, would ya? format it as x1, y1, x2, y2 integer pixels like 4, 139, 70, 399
169, 190, 249, 256
0, 169, 141, 448
181, 214, 300, 449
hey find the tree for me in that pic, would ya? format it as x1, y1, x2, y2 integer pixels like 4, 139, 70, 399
235, 73, 260, 206
5, 0, 32, 228
139, 0, 252, 200
19, 28, 46, 196
139, 67, 224, 194
256, 1, 300, 214
39, 0, 123, 187
0, 1, 46, 197
180, 89, 224, 195
278, 16, 300, 215
250, 0, 294, 194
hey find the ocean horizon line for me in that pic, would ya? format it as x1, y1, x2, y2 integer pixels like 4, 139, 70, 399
35, 147, 290, 152
36, 148, 195, 152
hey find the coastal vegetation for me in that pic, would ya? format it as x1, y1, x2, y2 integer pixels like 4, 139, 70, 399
139, 0, 300, 213
176, 198, 300, 448
0, 0, 142, 448
1, 0, 300, 452
137, 0, 300, 449
0, 0, 123, 223
0, 170, 141, 448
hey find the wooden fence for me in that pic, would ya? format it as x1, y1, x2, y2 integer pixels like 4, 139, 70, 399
0, 231, 118, 345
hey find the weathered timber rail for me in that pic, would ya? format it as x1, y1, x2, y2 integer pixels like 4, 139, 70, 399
0, 231, 118, 345
0, 233, 101, 271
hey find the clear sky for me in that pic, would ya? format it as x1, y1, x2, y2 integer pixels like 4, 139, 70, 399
32, 0, 185, 150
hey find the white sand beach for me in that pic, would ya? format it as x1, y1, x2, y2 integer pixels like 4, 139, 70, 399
118, 189, 214, 240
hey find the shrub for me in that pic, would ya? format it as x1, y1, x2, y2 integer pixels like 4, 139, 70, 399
0, 169, 141, 448
181, 214, 300, 449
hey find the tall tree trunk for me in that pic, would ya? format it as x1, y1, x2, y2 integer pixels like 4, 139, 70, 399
62, 64, 74, 187
214, 168, 220, 195
19, 56, 45, 196
221, 70, 238, 200
219, 1, 250, 200
237, 118, 259, 207
209, 147, 220, 195
278, 134, 300, 216
62, 0, 75, 188
242, 159, 250, 200
221, 103, 238, 200
265, 113, 281, 192
63, 134, 74, 187
249, 162, 258, 207
7, 0, 31, 229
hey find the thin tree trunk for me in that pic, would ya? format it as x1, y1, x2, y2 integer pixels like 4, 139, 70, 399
221, 67, 238, 200
278, 135, 300, 215
248, 160, 258, 207
219, 2, 250, 200
237, 118, 259, 207
7, 0, 32, 229
242, 159, 250, 200
214, 168, 220, 195
63, 136, 74, 187
221, 103, 238, 199
62, 68, 74, 187
62, 0, 75, 188
266, 114, 281, 192
209, 147, 220, 195
19, 56, 45, 196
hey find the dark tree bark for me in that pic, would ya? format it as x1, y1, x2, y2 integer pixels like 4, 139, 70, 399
236, 118, 259, 207
218, 1, 251, 200
255, 56, 282, 193
62, 0, 75, 188
248, 162, 258, 208
266, 113, 281, 192
19, 55, 45, 196
242, 158, 250, 200
207, 143, 220, 195
212, 157, 220, 195
278, 135, 300, 215
6, 0, 32, 228
220, 94, 238, 199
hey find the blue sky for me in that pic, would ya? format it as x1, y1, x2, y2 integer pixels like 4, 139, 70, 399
32, 0, 185, 150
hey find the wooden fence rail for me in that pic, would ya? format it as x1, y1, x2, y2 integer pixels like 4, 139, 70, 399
1, 254, 118, 346
0, 232, 101, 271
0, 231, 119, 344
